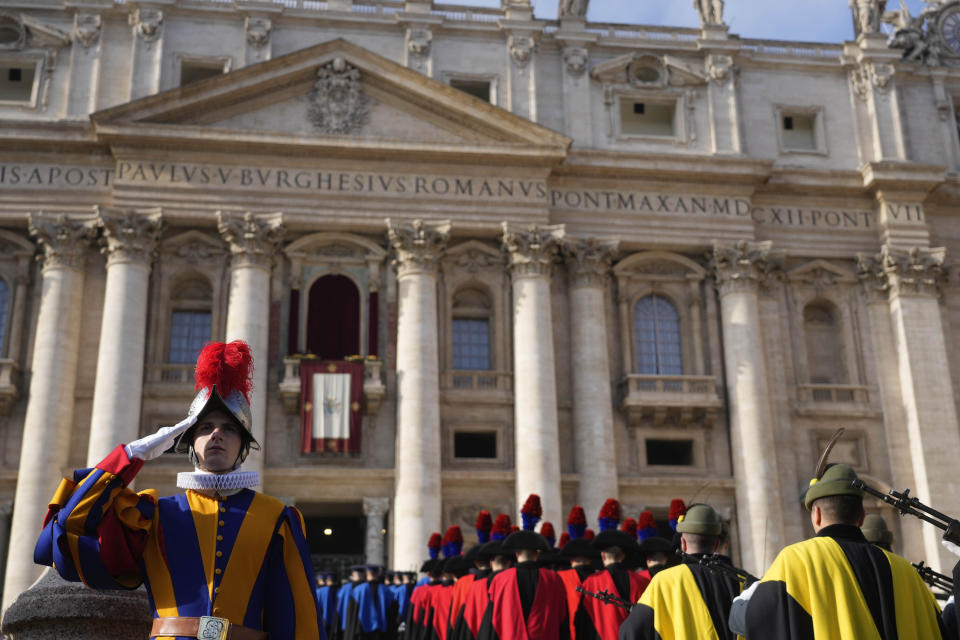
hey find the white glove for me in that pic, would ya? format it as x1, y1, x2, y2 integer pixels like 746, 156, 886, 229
943, 539, 960, 559
124, 414, 198, 461
734, 578, 760, 603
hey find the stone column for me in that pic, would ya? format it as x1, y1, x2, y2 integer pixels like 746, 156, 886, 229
86, 209, 163, 465
502, 223, 565, 527
859, 246, 960, 570
711, 240, 785, 575
3, 214, 96, 612
363, 497, 391, 568
387, 219, 449, 572
218, 212, 284, 482
563, 237, 618, 521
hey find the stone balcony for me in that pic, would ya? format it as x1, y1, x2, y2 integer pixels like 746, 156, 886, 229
620, 374, 722, 426
0, 358, 20, 415
279, 356, 385, 416
440, 370, 513, 405
794, 383, 881, 418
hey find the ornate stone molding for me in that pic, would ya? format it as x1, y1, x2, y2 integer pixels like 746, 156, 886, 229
217, 211, 284, 270
245, 16, 271, 48
707, 54, 738, 85
74, 13, 101, 48
307, 57, 370, 135
563, 46, 589, 76
97, 208, 163, 267
857, 245, 947, 300
508, 35, 538, 68
28, 213, 97, 272
694, 0, 725, 27
386, 218, 451, 277
362, 496, 391, 516
501, 222, 565, 279
710, 240, 782, 296
129, 8, 162, 42
850, 62, 894, 101
563, 237, 618, 288
406, 27, 432, 65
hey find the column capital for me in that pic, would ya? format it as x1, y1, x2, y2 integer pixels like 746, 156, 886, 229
562, 237, 618, 288
386, 218, 451, 277
363, 496, 391, 517
501, 222, 565, 279
857, 245, 947, 301
217, 211, 285, 270
97, 207, 163, 267
710, 240, 782, 296
28, 212, 97, 273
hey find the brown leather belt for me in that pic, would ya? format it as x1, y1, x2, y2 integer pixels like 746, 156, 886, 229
150, 616, 268, 640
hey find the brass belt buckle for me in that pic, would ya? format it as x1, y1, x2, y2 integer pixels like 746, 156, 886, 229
197, 616, 229, 640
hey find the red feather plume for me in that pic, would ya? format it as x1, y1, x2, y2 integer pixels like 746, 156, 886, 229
540, 522, 556, 539
584, 528, 595, 541
638, 510, 657, 530
428, 533, 442, 549
567, 506, 587, 526
621, 518, 637, 537
557, 532, 570, 549
492, 514, 513, 537
475, 510, 493, 532
669, 499, 687, 521
599, 498, 622, 521
443, 525, 463, 545
521, 494, 543, 517
510, 525, 519, 534
194, 341, 253, 402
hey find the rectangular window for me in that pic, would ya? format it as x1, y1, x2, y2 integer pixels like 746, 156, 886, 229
646, 439, 694, 466
454, 431, 497, 459
452, 318, 491, 370
180, 61, 224, 87
168, 310, 211, 364
450, 79, 492, 103
0, 64, 35, 102
620, 98, 676, 137
781, 112, 817, 151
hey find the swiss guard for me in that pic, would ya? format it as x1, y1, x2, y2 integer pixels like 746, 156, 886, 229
33, 341, 324, 640
729, 460, 944, 638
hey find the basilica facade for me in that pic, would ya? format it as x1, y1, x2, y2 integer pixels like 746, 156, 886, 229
2, 0, 960, 612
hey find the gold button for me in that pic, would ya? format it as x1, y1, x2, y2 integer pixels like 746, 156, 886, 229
215, 568, 222, 575
219, 507, 226, 513
217, 535, 223, 541
216, 551, 223, 558
219, 520, 225, 526
214, 587, 220, 594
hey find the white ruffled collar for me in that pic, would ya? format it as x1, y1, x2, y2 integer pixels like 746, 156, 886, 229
177, 466, 260, 495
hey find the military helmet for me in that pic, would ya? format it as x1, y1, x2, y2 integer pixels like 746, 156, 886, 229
675, 503, 723, 536
861, 514, 893, 547
804, 462, 863, 510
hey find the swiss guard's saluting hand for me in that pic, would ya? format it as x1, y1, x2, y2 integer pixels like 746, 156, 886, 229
34, 341, 325, 640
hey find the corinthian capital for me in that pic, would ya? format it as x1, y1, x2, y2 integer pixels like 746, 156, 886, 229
217, 211, 285, 269
710, 240, 782, 296
386, 218, 451, 277
563, 237, 618, 288
501, 223, 565, 279
97, 207, 163, 266
858, 245, 946, 301
28, 212, 97, 272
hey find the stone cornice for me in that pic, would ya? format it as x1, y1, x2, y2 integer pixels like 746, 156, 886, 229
386, 218, 451, 277
217, 211, 285, 270
857, 245, 947, 301
28, 212, 98, 273
563, 236, 618, 288
501, 222, 565, 279
710, 240, 783, 296
97, 207, 163, 267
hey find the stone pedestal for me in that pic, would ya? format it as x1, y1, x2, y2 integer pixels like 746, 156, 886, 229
564, 238, 618, 520
363, 496, 391, 568
503, 223, 564, 527
388, 219, 449, 571
86, 209, 162, 465
218, 211, 284, 484
3, 214, 96, 612
712, 240, 785, 575
1, 569, 151, 639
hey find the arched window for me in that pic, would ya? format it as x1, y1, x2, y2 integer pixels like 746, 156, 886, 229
0, 278, 8, 356
168, 277, 212, 364
452, 287, 492, 371
804, 302, 846, 384
634, 295, 682, 375
306, 274, 360, 360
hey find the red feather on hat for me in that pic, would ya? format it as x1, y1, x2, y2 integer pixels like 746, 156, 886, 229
510, 525, 519, 534
557, 532, 570, 549
621, 518, 637, 537
669, 499, 687, 521
599, 498, 622, 521
194, 341, 253, 402
567, 506, 587, 526
428, 533, 442, 549
521, 494, 543, 517
540, 522, 556, 539
584, 528, 595, 541
475, 510, 493, 532
492, 514, 513, 537
638, 510, 657, 530
442, 526, 463, 545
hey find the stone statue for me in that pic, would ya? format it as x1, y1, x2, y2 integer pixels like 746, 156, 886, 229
558, 0, 588, 19
851, 0, 887, 36
693, 0, 724, 27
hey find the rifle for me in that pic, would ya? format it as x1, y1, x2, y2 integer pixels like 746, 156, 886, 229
676, 551, 759, 587
913, 561, 954, 600
851, 479, 960, 546
575, 586, 634, 611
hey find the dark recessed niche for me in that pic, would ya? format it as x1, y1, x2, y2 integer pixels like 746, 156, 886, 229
450, 79, 491, 103
454, 431, 497, 459
646, 439, 694, 466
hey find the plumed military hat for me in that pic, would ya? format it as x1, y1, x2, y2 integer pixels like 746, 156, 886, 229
804, 463, 863, 510
638, 536, 674, 555
442, 556, 470, 577
861, 514, 893, 547
501, 530, 551, 553
463, 543, 482, 563
560, 537, 600, 560
592, 529, 641, 553
675, 503, 723, 536
478, 540, 504, 560
419, 558, 440, 573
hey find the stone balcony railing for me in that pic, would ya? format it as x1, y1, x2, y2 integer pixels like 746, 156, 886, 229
146, 363, 195, 385
279, 356, 385, 416
0, 358, 20, 415
794, 383, 880, 418
440, 370, 513, 404
620, 373, 722, 426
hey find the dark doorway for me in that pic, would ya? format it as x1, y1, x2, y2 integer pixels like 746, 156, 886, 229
307, 274, 361, 359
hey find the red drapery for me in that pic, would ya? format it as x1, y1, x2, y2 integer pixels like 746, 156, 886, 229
300, 360, 363, 454
306, 275, 360, 359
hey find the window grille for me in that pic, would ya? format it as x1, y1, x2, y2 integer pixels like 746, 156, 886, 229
634, 295, 683, 375
452, 318, 491, 370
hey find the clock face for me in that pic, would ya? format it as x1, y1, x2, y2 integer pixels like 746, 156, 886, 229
940, 8, 960, 55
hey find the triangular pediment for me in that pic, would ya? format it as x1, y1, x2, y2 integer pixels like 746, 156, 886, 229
92, 39, 570, 160
787, 259, 857, 284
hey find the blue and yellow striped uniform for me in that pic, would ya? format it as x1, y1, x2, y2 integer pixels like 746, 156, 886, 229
34, 445, 324, 640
